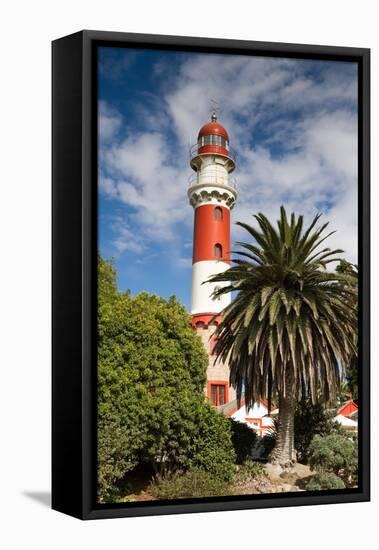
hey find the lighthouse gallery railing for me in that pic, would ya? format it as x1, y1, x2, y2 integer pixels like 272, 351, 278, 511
189, 143, 237, 164
188, 171, 237, 189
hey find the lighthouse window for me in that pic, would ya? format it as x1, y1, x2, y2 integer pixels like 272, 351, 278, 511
214, 243, 222, 258
198, 135, 229, 148
214, 207, 223, 221
211, 135, 222, 145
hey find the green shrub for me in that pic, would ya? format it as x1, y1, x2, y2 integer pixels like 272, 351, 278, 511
308, 434, 357, 484
187, 405, 236, 481
97, 413, 139, 502
294, 399, 346, 463
151, 470, 231, 500
229, 419, 258, 463
235, 460, 265, 483
306, 472, 346, 491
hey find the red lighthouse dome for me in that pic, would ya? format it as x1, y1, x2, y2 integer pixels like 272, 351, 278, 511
190, 113, 236, 172
198, 114, 229, 142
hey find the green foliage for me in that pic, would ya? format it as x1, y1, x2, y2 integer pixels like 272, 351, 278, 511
294, 399, 346, 463
346, 356, 359, 402
336, 259, 357, 276
229, 419, 258, 464
98, 255, 118, 306
306, 472, 346, 491
235, 460, 265, 483
187, 405, 236, 481
150, 470, 231, 500
97, 256, 235, 501
335, 260, 358, 401
308, 434, 358, 485
97, 413, 139, 502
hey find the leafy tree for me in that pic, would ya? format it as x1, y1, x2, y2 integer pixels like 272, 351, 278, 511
97, 257, 235, 500
98, 255, 118, 306
209, 207, 357, 466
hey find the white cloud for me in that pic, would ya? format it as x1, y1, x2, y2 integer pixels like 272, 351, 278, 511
109, 216, 147, 255
99, 173, 118, 198
231, 109, 358, 262
99, 101, 122, 143
101, 132, 192, 242
100, 53, 358, 265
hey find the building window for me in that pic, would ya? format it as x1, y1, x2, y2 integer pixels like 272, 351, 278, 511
210, 383, 226, 406
214, 207, 223, 221
214, 243, 222, 258
195, 321, 205, 329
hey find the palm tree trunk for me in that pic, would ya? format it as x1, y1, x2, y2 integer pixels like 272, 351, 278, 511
270, 371, 296, 466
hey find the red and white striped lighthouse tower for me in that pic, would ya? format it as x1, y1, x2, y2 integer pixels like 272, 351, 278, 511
188, 113, 238, 406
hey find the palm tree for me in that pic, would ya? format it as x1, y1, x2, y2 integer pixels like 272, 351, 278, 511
209, 207, 357, 466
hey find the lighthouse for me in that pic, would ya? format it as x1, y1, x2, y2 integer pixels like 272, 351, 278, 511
188, 113, 238, 406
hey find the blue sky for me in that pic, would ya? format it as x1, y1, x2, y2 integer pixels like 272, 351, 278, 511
98, 46, 358, 310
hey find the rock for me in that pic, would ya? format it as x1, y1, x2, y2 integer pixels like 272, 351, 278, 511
280, 483, 296, 492
279, 471, 298, 484
265, 463, 283, 479
291, 463, 313, 478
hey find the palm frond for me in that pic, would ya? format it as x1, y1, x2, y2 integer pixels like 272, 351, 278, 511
209, 207, 357, 408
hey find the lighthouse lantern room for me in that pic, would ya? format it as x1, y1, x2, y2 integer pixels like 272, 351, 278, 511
188, 113, 238, 406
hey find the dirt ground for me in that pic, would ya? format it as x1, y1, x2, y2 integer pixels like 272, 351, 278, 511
231, 463, 315, 495
119, 462, 316, 502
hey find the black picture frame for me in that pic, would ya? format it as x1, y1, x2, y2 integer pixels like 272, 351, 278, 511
52, 30, 370, 520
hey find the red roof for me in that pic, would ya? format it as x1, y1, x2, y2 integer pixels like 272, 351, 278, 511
338, 399, 358, 417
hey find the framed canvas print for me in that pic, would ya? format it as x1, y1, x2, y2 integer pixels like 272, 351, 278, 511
52, 30, 370, 520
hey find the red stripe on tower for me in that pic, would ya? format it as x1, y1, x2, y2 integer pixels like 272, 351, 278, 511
192, 205, 230, 264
